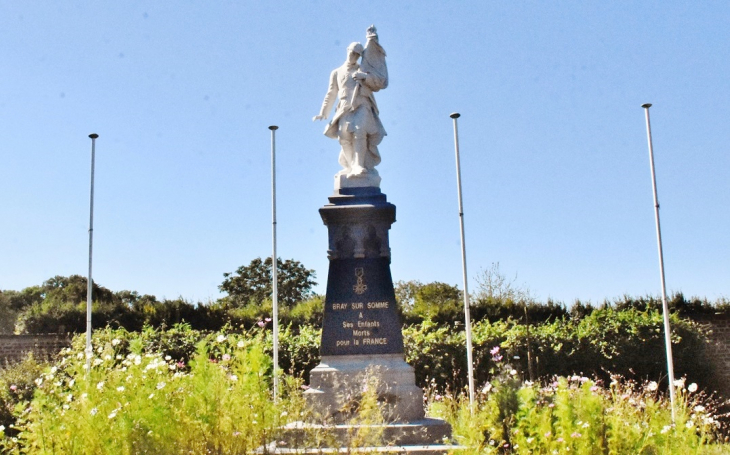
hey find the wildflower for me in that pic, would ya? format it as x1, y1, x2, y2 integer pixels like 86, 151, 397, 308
9, 385, 17, 392
62, 404, 70, 410
66, 394, 73, 402
526, 437, 534, 444
237, 340, 245, 348
590, 386, 599, 392
513, 355, 520, 359
582, 422, 589, 428
108, 409, 118, 419
646, 381, 658, 391
280, 411, 288, 417
156, 382, 166, 390
688, 383, 698, 393
177, 361, 185, 368
257, 321, 266, 328
117, 386, 125, 392
510, 369, 517, 376
490, 346, 500, 355
481, 383, 492, 394
149, 393, 155, 399
673, 378, 685, 389
685, 421, 694, 429
133, 355, 142, 365
165, 355, 172, 361
112, 338, 121, 346
0, 425, 5, 432
90, 408, 98, 416
544, 431, 551, 438
571, 432, 581, 438
69, 379, 75, 387
216, 334, 227, 343
557, 437, 564, 443
265, 317, 272, 322
222, 354, 231, 361
97, 381, 105, 390
34, 378, 43, 387
104, 354, 112, 361
229, 374, 238, 382
661, 424, 673, 434
694, 405, 706, 413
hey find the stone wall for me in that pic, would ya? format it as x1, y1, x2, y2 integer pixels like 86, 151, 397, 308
0, 334, 71, 365
691, 315, 730, 396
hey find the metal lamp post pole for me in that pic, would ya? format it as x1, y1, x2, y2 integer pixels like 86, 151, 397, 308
269, 125, 280, 403
450, 113, 475, 410
86, 133, 99, 371
641, 103, 677, 421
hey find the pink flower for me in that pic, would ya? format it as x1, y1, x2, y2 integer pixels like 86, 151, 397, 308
490, 346, 500, 355
257, 321, 266, 328
222, 354, 231, 361
264, 317, 272, 322
9, 385, 17, 392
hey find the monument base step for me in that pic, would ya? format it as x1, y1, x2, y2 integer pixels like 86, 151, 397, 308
280, 418, 452, 448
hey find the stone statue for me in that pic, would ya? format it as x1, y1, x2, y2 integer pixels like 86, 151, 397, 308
313, 26, 388, 188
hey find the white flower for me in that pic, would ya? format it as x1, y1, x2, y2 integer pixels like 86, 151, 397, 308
646, 381, 658, 391
165, 355, 172, 361
50, 366, 58, 374
156, 382, 166, 390
673, 378, 686, 389
526, 437, 534, 444
117, 386, 125, 392
133, 355, 142, 365
686, 421, 694, 429
688, 383, 698, 393
229, 374, 238, 382
66, 394, 73, 402
148, 393, 155, 399
481, 383, 492, 394
90, 408, 98, 416
216, 335, 227, 343
694, 405, 706, 413
34, 378, 43, 387
108, 410, 118, 419
510, 369, 517, 376
62, 404, 70, 410
92, 358, 103, 366
112, 338, 121, 346
81, 393, 88, 399
104, 355, 112, 361
69, 379, 75, 387
0, 425, 5, 432
96, 381, 105, 390
237, 340, 245, 348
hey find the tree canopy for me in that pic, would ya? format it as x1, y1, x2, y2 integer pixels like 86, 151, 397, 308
219, 257, 317, 308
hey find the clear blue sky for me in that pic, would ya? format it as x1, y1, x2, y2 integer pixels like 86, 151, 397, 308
2, 1, 728, 305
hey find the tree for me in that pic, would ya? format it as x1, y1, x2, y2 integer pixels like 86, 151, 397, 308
219, 258, 316, 308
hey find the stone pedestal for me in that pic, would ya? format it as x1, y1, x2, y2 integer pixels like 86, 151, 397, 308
303, 187, 451, 445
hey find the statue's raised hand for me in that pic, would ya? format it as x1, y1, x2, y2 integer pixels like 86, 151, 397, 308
313, 114, 327, 121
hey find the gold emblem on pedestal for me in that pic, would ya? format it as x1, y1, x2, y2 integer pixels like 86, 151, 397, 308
353, 268, 368, 295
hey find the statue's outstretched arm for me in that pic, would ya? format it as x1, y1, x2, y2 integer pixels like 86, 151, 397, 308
313, 69, 339, 121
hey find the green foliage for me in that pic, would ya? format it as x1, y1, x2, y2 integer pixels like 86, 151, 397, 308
0, 355, 47, 435
219, 257, 317, 309
432, 373, 729, 454
405, 308, 722, 397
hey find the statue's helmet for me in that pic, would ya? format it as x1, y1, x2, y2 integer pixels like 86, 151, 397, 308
347, 42, 364, 55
